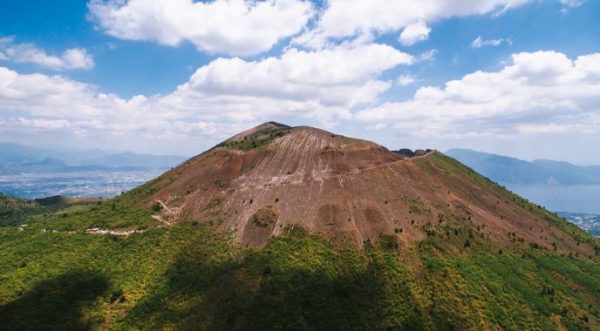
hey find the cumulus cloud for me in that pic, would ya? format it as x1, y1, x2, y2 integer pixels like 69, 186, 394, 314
399, 22, 431, 46
0, 37, 94, 70
356, 51, 600, 138
471, 36, 511, 48
164, 43, 413, 121
0, 66, 233, 150
88, 0, 314, 56
294, 0, 530, 48
0, 43, 411, 150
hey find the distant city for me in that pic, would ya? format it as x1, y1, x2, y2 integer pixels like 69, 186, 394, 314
0, 142, 185, 198
558, 212, 600, 237
0, 170, 163, 199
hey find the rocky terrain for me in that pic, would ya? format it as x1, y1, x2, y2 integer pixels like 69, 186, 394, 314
145, 122, 594, 256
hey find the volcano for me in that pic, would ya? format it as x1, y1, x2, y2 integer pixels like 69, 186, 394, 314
144, 122, 593, 255
4, 122, 600, 330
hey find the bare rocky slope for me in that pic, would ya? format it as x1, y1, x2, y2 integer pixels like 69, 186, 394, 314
145, 122, 595, 255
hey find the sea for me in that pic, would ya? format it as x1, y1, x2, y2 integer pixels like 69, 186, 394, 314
506, 184, 600, 214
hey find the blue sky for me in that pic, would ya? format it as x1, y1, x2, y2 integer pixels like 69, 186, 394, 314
1, 0, 599, 164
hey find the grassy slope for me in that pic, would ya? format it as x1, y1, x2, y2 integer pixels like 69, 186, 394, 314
1, 218, 599, 330
0, 193, 102, 227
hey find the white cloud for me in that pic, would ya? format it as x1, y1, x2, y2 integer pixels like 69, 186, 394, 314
418, 49, 438, 62
165, 43, 413, 121
560, 0, 584, 7
399, 21, 431, 46
396, 74, 417, 86
0, 43, 411, 150
471, 36, 511, 48
88, 0, 314, 56
16, 118, 72, 131
366, 123, 387, 130
356, 51, 600, 138
0, 37, 94, 70
295, 0, 531, 48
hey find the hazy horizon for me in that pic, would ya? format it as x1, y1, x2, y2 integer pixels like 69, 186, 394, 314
3, 135, 600, 167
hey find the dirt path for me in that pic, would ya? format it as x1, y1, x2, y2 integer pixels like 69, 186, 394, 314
236, 152, 435, 192
85, 228, 145, 236
34, 228, 145, 237
151, 199, 178, 226
151, 214, 172, 226
313, 151, 435, 180
407, 151, 434, 161
154, 199, 176, 214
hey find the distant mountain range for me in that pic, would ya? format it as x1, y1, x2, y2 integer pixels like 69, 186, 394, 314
446, 148, 600, 186
0, 143, 187, 174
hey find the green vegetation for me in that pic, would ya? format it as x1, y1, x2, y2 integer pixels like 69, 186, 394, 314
1, 208, 599, 330
0, 193, 101, 227
214, 125, 290, 151
0, 194, 42, 227
30, 190, 154, 232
